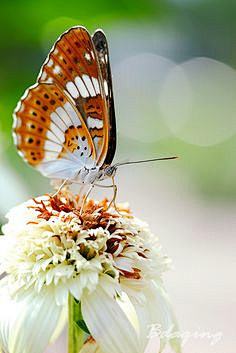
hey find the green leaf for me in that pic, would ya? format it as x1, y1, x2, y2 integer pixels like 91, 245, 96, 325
74, 300, 90, 335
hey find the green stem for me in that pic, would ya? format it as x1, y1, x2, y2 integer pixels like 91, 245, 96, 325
68, 293, 85, 353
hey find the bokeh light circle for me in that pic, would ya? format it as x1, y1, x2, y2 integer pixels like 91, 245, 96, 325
159, 57, 236, 146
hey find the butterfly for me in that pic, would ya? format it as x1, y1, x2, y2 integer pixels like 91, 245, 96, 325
13, 26, 117, 187
13, 25, 178, 199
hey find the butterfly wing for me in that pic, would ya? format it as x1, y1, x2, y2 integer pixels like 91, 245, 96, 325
13, 26, 115, 182
37, 26, 110, 166
92, 29, 116, 167
13, 82, 96, 179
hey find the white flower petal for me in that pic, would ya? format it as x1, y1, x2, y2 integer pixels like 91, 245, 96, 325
147, 281, 181, 353
120, 278, 147, 303
154, 284, 181, 353
2, 196, 48, 234
114, 257, 134, 272
120, 279, 151, 351
120, 278, 181, 353
49, 301, 67, 344
128, 296, 149, 351
66, 278, 83, 300
55, 282, 69, 305
117, 292, 140, 333
0, 285, 65, 353
81, 283, 140, 353
98, 274, 121, 298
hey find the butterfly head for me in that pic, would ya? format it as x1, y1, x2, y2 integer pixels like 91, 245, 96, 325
100, 165, 117, 179
78, 165, 117, 184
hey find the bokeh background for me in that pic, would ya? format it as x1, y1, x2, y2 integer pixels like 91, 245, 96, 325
0, 0, 235, 352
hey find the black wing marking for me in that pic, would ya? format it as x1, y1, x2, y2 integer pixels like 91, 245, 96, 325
92, 29, 116, 167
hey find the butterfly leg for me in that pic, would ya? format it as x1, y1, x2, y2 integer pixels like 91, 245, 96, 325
52, 178, 70, 197
107, 176, 119, 212
80, 184, 94, 215
93, 183, 113, 188
94, 178, 121, 213
104, 177, 122, 215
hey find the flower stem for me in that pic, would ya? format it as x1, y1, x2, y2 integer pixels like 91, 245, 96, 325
68, 293, 85, 353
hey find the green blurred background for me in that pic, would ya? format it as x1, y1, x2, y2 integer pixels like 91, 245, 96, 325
0, 1, 235, 352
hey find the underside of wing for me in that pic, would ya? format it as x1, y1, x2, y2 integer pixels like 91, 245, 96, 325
13, 83, 96, 179
38, 26, 109, 166
92, 29, 116, 167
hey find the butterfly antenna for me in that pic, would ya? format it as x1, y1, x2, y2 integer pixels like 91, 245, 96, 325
115, 156, 179, 167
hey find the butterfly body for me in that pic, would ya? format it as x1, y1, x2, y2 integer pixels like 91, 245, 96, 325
75, 165, 116, 184
13, 26, 117, 187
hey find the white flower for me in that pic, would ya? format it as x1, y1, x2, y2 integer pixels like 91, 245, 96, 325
0, 194, 180, 353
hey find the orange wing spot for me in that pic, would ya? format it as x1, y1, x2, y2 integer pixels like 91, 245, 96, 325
58, 124, 95, 160
14, 130, 46, 165
90, 128, 104, 138
20, 147, 45, 165
14, 94, 52, 165
90, 128, 104, 152
59, 125, 81, 156
84, 95, 103, 119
